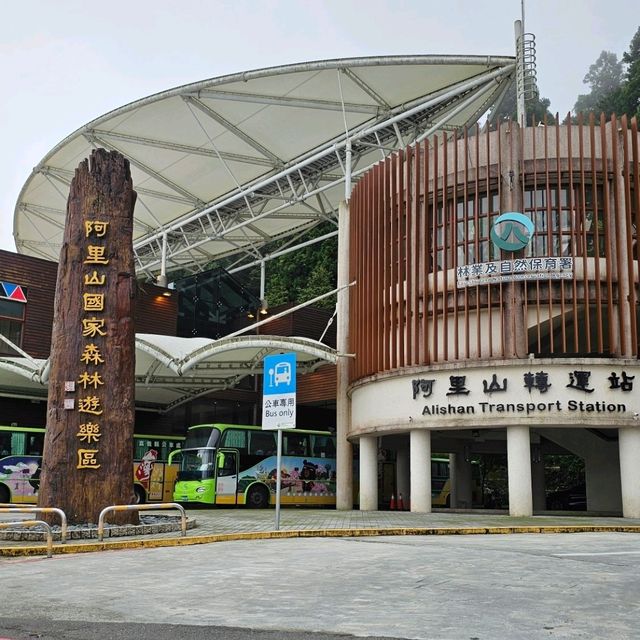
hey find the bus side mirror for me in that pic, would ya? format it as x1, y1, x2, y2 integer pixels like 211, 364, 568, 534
217, 451, 225, 469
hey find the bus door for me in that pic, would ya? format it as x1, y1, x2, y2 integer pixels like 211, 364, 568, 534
215, 449, 238, 505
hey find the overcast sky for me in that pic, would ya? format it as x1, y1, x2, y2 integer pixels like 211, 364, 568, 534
1, 0, 637, 253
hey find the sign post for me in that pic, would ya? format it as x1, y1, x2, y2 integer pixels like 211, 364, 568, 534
262, 352, 296, 530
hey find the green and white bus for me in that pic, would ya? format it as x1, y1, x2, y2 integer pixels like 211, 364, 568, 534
173, 423, 336, 508
0, 424, 184, 505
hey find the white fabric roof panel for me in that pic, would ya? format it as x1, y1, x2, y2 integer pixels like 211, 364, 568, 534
14, 55, 515, 276
0, 334, 338, 412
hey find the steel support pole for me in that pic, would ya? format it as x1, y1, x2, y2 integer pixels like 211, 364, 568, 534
336, 199, 353, 509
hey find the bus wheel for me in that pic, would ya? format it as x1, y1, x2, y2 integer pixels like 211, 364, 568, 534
133, 485, 146, 505
246, 485, 270, 509
0, 484, 9, 504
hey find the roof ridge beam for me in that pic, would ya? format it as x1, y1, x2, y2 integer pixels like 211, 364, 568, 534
83, 133, 206, 207
193, 89, 382, 114
88, 128, 275, 168
182, 96, 284, 166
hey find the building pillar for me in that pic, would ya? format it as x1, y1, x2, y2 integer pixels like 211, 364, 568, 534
410, 429, 431, 513
451, 453, 473, 509
396, 442, 410, 508
359, 435, 378, 511
531, 445, 546, 512
507, 425, 533, 516
336, 199, 353, 509
619, 428, 640, 518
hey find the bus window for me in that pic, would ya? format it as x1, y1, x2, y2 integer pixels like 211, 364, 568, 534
221, 429, 247, 453
311, 435, 335, 458
284, 433, 308, 456
26, 434, 44, 455
249, 432, 276, 456
11, 432, 26, 455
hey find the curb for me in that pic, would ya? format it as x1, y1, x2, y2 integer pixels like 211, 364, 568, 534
2, 524, 640, 557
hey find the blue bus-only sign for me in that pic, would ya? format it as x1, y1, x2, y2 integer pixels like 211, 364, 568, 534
262, 352, 296, 430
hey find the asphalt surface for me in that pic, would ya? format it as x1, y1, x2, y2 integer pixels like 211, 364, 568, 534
1, 509, 640, 639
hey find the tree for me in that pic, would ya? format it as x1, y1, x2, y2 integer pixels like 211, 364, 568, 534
573, 51, 624, 115
488, 80, 556, 125
572, 27, 640, 120
621, 26, 640, 118
263, 222, 338, 310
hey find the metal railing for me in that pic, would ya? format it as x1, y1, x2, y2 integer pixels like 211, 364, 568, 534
0, 520, 53, 557
97, 502, 187, 542
0, 507, 67, 543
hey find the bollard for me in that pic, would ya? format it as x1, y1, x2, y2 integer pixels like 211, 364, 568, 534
97, 502, 187, 542
0, 507, 67, 543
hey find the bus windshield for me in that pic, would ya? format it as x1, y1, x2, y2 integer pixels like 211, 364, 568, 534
177, 448, 216, 481
183, 426, 221, 449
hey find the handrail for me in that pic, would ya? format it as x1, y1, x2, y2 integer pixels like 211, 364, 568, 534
97, 502, 187, 542
0, 520, 53, 557
0, 507, 67, 543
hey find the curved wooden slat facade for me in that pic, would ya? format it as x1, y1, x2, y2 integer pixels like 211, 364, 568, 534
349, 116, 640, 382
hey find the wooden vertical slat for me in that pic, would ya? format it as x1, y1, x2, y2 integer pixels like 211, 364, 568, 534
375, 164, 384, 373
620, 115, 637, 356
521, 123, 530, 356
590, 114, 604, 351
474, 124, 481, 358
431, 135, 439, 362
497, 122, 505, 357
577, 113, 592, 353
363, 170, 372, 375
600, 114, 615, 353
485, 123, 494, 358
463, 127, 470, 360
353, 178, 362, 378
404, 145, 413, 365
630, 116, 640, 357
442, 136, 450, 361
452, 132, 460, 360
423, 139, 431, 365
531, 118, 542, 353
411, 143, 421, 365
397, 150, 406, 368
609, 115, 625, 354
382, 156, 391, 371
566, 118, 579, 352
555, 116, 567, 352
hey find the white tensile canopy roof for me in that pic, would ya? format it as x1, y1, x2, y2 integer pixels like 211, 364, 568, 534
0, 334, 337, 413
14, 55, 515, 280
8, 55, 515, 407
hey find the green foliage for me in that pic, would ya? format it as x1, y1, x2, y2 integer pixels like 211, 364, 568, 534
544, 454, 585, 493
574, 51, 624, 115
488, 81, 556, 125
573, 27, 640, 120
265, 223, 338, 310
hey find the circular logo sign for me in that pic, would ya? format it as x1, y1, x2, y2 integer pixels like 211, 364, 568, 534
490, 212, 534, 252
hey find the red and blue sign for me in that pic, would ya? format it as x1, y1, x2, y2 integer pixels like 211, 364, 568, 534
0, 282, 27, 303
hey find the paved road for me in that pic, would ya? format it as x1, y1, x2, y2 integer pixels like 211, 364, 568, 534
2, 531, 639, 639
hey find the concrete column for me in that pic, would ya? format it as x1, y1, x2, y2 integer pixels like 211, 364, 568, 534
619, 428, 640, 518
410, 429, 431, 513
396, 442, 410, 507
499, 122, 527, 359
359, 435, 378, 511
336, 200, 353, 509
531, 447, 546, 512
451, 453, 473, 509
507, 425, 533, 516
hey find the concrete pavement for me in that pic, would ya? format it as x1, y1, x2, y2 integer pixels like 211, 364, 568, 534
2, 507, 640, 557
2, 529, 640, 639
